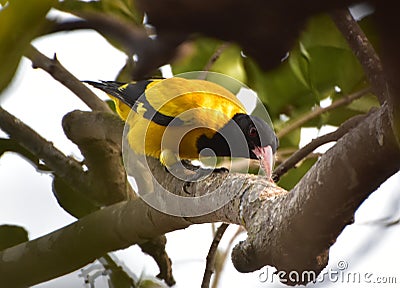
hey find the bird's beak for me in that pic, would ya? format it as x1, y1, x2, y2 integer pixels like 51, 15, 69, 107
252, 146, 274, 182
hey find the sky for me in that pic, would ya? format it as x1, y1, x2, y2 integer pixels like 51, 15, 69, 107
0, 14, 400, 288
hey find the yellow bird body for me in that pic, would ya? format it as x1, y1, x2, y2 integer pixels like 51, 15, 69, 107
86, 77, 278, 180
96, 77, 246, 162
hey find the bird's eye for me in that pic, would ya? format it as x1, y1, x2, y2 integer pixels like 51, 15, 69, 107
249, 126, 257, 137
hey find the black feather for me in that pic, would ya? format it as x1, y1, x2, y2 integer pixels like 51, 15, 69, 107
84, 80, 184, 126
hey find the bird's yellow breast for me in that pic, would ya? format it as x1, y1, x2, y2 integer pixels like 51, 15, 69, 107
127, 115, 218, 160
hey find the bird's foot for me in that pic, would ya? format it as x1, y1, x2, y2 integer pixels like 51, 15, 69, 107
213, 167, 229, 174
166, 161, 213, 182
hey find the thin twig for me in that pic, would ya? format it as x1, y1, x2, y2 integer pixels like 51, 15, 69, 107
46, 13, 149, 57
273, 113, 367, 181
24, 45, 111, 113
201, 223, 229, 288
211, 226, 245, 288
0, 138, 50, 171
330, 9, 387, 104
45, 14, 185, 79
277, 87, 371, 138
358, 216, 400, 227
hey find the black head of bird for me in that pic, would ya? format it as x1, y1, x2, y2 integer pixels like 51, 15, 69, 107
197, 113, 278, 180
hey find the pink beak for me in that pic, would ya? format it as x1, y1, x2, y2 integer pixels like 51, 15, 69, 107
252, 146, 274, 182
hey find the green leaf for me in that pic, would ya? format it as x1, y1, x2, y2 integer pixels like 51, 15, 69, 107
137, 278, 167, 288
322, 94, 379, 126
307, 46, 364, 97
300, 14, 350, 50
58, 0, 143, 24
278, 157, 317, 190
244, 12, 369, 142
279, 128, 301, 149
101, 254, 136, 288
211, 45, 246, 84
172, 38, 246, 83
0, 0, 54, 94
172, 38, 220, 74
0, 225, 29, 251
346, 93, 379, 113
244, 58, 313, 121
288, 42, 312, 90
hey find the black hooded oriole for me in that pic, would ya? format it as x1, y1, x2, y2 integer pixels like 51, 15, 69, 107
85, 77, 278, 180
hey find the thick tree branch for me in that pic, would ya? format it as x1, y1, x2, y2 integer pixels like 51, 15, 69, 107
0, 107, 172, 285
24, 45, 111, 113
62, 111, 135, 205
0, 168, 284, 287
231, 105, 400, 283
61, 110, 174, 285
373, 2, 400, 145
0, 105, 398, 286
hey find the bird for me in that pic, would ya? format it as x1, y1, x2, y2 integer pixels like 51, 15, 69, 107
85, 77, 278, 181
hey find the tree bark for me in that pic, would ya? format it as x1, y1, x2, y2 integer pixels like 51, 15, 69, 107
232, 105, 400, 283
0, 105, 398, 287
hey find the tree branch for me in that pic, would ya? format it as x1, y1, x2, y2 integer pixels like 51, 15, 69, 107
0, 107, 173, 285
0, 167, 285, 286
139, 236, 175, 286
46, 13, 186, 79
231, 105, 400, 283
24, 45, 111, 113
0, 138, 50, 171
201, 223, 229, 288
62, 110, 135, 205
0, 106, 85, 189
330, 9, 387, 104
277, 87, 371, 138
61, 110, 174, 285
0, 106, 398, 286
373, 1, 400, 145
212, 226, 244, 288
331, 6, 400, 146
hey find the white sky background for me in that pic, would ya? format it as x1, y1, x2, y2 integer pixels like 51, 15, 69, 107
1, 15, 400, 288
